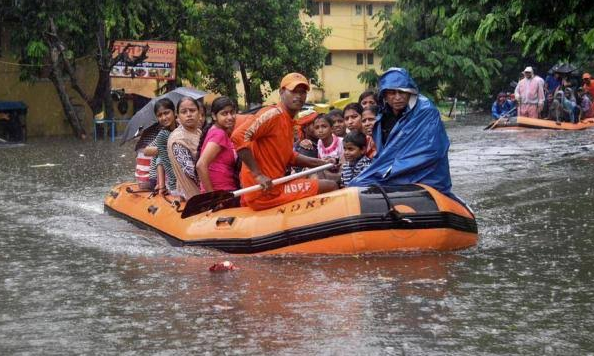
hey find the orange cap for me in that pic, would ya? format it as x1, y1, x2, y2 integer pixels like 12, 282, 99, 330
280, 72, 310, 91
583, 72, 591, 79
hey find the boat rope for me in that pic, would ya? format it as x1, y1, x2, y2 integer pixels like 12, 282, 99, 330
370, 184, 412, 223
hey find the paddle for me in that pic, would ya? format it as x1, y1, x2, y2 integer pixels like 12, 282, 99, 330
181, 163, 335, 218
484, 107, 517, 130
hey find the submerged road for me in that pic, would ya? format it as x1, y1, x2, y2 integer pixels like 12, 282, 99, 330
1, 117, 593, 354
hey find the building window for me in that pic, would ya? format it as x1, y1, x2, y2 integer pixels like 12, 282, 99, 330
309, 1, 319, 16
356, 53, 363, 65
340, 92, 350, 99
322, 2, 330, 15
325, 53, 332, 65
355, 4, 362, 16
366, 4, 373, 16
384, 5, 393, 15
367, 53, 374, 65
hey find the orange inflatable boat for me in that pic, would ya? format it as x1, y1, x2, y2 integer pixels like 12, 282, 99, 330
104, 183, 478, 255
487, 116, 594, 130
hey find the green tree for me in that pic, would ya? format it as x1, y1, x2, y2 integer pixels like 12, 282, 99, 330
470, 0, 594, 64
370, 1, 501, 102
8, 0, 206, 138
196, 0, 329, 107
371, 0, 594, 107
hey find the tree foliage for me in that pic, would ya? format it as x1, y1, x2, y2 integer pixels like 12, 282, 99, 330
195, 0, 329, 106
372, 0, 501, 102
8, 0, 205, 138
370, 0, 594, 105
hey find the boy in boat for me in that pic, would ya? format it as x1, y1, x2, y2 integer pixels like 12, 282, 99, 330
231, 73, 338, 211
340, 131, 371, 186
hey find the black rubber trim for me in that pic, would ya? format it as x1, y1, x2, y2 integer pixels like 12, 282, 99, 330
105, 204, 477, 254
516, 123, 584, 130
358, 185, 438, 214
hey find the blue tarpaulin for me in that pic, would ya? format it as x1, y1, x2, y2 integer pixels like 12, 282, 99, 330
348, 68, 453, 197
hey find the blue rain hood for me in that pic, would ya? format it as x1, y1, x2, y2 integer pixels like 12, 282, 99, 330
378, 68, 419, 100
349, 68, 453, 196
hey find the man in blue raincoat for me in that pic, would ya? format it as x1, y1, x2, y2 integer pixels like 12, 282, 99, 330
491, 92, 515, 119
349, 68, 453, 197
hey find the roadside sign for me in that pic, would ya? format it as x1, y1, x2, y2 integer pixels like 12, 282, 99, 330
111, 40, 177, 81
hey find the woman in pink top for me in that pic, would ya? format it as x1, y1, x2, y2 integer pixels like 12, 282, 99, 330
196, 96, 238, 193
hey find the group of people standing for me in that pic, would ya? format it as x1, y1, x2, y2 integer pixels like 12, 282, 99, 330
492, 66, 594, 123
135, 67, 455, 211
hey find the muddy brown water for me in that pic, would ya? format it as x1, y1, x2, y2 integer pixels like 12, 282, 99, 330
1, 118, 593, 355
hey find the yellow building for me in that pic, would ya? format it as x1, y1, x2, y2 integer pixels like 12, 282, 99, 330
308, 0, 394, 103
261, 0, 394, 106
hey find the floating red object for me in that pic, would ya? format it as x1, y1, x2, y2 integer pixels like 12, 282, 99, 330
209, 260, 238, 272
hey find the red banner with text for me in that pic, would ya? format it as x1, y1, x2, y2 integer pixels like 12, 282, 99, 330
111, 40, 177, 81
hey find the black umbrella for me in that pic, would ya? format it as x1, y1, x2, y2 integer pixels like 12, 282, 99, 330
120, 87, 207, 144
552, 63, 577, 74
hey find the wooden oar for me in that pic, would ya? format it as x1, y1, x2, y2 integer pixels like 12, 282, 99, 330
484, 117, 502, 130
181, 163, 334, 218
484, 107, 516, 130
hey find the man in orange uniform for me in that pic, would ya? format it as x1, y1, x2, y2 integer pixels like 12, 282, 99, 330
232, 73, 338, 210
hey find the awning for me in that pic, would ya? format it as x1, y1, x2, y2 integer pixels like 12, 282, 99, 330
0, 101, 28, 113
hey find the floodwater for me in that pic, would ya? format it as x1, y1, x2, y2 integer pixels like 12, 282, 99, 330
1, 118, 593, 355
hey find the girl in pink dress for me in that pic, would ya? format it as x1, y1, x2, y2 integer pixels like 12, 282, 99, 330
315, 115, 343, 182
196, 97, 238, 193
315, 115, 343, 161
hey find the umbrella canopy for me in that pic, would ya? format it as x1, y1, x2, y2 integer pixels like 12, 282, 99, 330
120, 87, 206, 144
552, 63, 577, 75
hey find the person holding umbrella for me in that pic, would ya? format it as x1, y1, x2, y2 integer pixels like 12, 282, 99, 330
544, 70, 562, 95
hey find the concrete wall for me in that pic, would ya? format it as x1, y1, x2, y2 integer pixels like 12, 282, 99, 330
0, 48, 98, 137
0, 24, 156, 138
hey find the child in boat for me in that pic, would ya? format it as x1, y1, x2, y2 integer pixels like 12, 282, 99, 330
343, 102, 363, 134
577, 88, 594, 118
292, 110, 319, 173
314, 114, 342, 182
134, 123, 160, 189
144, 98, 177, 193
340, 131, 372, 187
315, 114, 343, 161
327, 109, 346, 138
358, 89, 378, 109
361, 105, 377, 159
